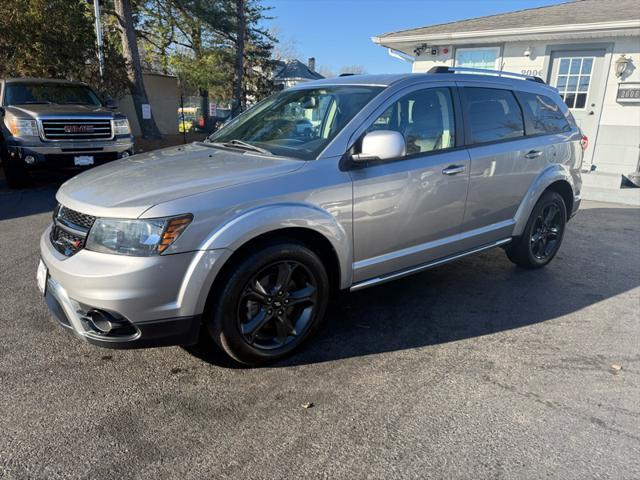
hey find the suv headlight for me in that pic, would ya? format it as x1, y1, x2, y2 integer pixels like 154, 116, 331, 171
113, 118, 131, 135
4, 113, 38, 137
85, 214, 192, 256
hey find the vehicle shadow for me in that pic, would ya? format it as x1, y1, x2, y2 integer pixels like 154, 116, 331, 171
0, 171, 71, 221
186, 206, 640, 368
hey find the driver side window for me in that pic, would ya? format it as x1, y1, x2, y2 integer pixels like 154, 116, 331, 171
366, 87, 456, 157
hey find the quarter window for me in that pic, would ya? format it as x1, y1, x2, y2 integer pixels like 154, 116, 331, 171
465, 88, 524, 144
555, 57, 593, 109
516, 92, 572, 135
366, 87, 455, 157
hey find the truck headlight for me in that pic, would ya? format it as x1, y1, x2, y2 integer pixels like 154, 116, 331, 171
113, 118, 131, 135
86, 214, 192, 256
4, 113, 38, 137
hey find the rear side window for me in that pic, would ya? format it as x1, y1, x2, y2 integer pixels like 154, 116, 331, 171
516, 91, 573, 135
465, 87, 524, 144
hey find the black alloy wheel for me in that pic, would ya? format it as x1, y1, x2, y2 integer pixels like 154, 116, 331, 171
237, 260, 318, 350
530, 203, 562, 260
506, 190, 567, 269
207, 242, 329, 365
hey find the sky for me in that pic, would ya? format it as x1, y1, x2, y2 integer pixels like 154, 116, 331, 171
263, 0, 566, 74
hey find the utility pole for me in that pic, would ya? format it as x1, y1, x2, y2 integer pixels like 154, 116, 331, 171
93, 0, 105, 79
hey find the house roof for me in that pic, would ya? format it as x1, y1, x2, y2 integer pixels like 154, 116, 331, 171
375, 0, 639, 42
273, 59, 324, 82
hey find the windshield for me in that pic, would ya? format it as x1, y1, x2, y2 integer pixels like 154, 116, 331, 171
4, 83, 102, 106
208, 86, 384, 160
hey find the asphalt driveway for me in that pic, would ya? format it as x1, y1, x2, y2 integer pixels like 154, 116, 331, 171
1, 177, 639, 479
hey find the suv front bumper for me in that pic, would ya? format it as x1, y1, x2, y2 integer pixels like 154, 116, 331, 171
39, 226, 228, 349
44, 276, 201, 349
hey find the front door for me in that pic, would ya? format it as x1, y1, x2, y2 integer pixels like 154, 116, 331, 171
350, 86, 470, 283
548, 49, 606, 168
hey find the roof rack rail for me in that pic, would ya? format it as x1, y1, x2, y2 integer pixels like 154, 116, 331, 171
427, 66, 545, 84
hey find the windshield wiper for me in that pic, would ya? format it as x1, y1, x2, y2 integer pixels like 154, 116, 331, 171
20, 101, 55, 105
221, 139, 272, 155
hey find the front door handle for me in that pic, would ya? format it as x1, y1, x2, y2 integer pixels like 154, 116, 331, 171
524, 150, 543, 159
442, 165, 466, 176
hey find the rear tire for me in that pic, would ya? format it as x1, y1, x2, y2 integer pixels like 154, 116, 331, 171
205, 242, 330, 366
507, 190, 567, 269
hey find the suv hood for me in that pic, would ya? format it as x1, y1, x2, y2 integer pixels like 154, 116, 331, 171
5, 104, 114, 118
56, 142, 305, 218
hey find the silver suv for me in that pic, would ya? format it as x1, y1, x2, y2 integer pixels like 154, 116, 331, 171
38, 68, 583, 365
1, 78, 133, 188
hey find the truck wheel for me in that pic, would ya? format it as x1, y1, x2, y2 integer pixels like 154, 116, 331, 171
1, 148, 30, 189
506, 190, 567, 269
206, 242, 330, 366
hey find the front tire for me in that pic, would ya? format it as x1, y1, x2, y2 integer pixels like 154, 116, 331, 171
206, 242, 330, 366
507, 190, 567, 269
1, 146, 30, 189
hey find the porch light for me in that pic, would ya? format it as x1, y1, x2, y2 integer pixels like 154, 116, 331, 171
615, 54, 632, 78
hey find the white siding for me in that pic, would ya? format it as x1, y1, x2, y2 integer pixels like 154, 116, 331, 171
411, 35, 640, 175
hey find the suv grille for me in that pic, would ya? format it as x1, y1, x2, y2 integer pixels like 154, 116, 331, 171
50, 204, 96, 257
58, 205, 96, 230
41, 119, 113, 141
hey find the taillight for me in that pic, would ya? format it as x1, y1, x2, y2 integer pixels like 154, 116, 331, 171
580, 135, 589, 151
198, 117, 205, 128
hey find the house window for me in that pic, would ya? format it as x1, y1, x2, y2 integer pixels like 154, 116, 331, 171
454, 47, 501, 70
555, 57, 594, 109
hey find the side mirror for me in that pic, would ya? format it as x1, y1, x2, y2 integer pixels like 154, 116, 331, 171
104, 98, 118, 110
352, 130, 406, 162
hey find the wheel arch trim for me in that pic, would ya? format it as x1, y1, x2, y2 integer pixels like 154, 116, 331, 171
513, 165, 575, 237
200, 202, 352, 289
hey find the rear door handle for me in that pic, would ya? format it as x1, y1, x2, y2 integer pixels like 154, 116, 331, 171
524, 150, 543, 159
442, 165, 466, 175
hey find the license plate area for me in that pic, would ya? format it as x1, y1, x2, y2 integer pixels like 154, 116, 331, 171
37, 259, 48, 296
74, 155, 94, 166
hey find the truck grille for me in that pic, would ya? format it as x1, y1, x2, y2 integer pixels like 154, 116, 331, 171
50, 204, 96, 256
41, 119, 113, 141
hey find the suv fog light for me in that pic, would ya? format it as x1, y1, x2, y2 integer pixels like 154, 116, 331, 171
24, 155, 36, 165
85, 309, 136, 336
86, 310, 116, 333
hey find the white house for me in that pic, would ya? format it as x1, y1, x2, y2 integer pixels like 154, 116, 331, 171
373, 0, 640, 198
272, 58, 324, 90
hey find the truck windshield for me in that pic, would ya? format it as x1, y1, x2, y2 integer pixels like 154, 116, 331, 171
208, 86, 384, 160
4, 83, 102, 107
